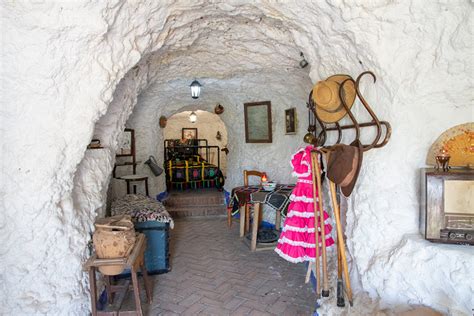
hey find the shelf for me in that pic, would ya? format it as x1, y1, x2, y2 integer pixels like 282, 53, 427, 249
115, 162, 139, 166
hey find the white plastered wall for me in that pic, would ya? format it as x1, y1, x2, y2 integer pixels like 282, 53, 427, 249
1, 1, 473, 315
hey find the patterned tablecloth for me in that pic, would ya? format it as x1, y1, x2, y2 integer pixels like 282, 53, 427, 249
229, 184, 295, 216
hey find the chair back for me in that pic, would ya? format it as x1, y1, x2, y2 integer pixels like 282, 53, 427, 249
244, 170, 265, 186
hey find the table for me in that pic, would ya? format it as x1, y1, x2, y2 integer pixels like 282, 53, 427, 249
229, 184, 295, 251
83, 234, 153, 316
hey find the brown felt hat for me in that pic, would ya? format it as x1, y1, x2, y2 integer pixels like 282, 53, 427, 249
312, 74, 356, 123
326, 140, 363, 197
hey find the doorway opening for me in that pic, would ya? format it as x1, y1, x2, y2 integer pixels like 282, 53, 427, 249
162, 110, 228, 192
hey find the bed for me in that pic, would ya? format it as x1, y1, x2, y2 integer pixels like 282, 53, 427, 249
164, 139, 224, 190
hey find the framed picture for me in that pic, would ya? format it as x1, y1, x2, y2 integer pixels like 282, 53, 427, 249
285, 108, 297, 134
182, 128, 198, 140
244, 101, 272, 143
116, 128, 134, 156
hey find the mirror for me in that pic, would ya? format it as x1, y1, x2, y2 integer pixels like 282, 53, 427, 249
116, 128, 134, 156
244, 101, 272, 143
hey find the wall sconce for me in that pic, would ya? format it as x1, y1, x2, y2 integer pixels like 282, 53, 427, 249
216, 131, 222, 141
190, 80, 201, 99
189, 111, 197, 123
299, 52, 308, 68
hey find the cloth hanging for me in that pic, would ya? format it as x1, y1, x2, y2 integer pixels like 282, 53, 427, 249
275, 145, 334, 263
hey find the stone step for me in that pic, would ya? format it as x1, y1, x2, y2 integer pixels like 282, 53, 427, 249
165, 196, 225, 207
168, 205, 227, 218
165, 189, 226, 208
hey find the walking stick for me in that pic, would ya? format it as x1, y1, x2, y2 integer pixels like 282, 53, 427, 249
311, 151, 329, 297
310, 155, 321, 298
329, 180, 353, 306
337, 221, 345, 307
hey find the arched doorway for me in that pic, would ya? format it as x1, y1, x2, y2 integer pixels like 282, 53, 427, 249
163, 110, 228, 177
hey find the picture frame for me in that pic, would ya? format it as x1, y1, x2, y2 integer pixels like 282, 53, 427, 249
285, 108, 297, 134
116, 128, 134, 156
244, 101, 272, 143
182, 128, 198, 140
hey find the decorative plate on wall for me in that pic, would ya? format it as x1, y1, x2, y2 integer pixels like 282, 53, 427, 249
159, 116, 167, 128
427, 122, 474, 168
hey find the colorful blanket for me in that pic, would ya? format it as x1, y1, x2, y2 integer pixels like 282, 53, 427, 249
111, 194, 174, 228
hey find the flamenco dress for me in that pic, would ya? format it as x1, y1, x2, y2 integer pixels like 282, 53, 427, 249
275, 145, 334, 263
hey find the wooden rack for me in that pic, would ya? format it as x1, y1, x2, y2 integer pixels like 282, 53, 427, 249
307, 71, 392, 151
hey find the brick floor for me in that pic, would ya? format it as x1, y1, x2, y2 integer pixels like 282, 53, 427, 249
122, 217, 315, 315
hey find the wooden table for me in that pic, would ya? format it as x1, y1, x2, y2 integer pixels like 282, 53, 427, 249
84, 234, 153, 316
229, 184, 295, 251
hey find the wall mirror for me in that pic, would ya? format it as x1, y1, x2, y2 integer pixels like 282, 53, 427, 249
244, 101, 272, 143
116, 128, 135, 156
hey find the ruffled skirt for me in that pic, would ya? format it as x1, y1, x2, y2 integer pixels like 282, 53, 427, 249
275, 183, 334, 263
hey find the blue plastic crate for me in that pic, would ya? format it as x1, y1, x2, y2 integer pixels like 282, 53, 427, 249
134, 221, 171, 275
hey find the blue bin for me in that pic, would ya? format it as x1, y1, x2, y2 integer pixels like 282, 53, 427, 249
134, 221, 171, 275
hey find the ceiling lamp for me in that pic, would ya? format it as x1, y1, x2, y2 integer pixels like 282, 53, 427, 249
190, 80, 201, 99
189, 111, 197, 123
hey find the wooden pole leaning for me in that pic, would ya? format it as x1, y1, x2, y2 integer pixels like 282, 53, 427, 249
328, 180, 353, 306
336, 210, 345, 307
311, 150, 329, 297
310, 152, 321, 297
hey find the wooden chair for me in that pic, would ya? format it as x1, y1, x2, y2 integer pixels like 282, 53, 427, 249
227, 170, 265, 231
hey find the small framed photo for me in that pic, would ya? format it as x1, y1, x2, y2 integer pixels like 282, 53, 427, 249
182, 128, 198, 140
285, 108, 297, 134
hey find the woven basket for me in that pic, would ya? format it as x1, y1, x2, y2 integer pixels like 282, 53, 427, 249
93, 215, 136, 275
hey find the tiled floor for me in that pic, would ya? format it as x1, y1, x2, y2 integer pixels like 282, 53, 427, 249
128, 217, 316, 315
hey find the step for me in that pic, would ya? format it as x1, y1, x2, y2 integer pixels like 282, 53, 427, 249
165, 189, 225, 208
167, 205, 227, 218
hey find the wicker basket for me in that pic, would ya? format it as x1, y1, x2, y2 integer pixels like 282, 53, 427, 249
93, 215, 136, 275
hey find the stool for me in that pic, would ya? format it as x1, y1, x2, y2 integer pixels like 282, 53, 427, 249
121, 175, 149, 196
84, 234, 153, 316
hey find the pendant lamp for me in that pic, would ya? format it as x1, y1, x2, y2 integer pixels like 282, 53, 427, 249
190, 80, 201, 99
189, 111, 197, 123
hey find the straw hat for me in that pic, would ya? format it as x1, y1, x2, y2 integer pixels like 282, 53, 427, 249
312, 74, 356, 123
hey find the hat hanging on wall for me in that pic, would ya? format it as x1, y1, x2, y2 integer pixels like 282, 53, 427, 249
214, 103, 224, 114
326, 139, 363, 197
159, 116, 167, 128
312, 74, 356, 123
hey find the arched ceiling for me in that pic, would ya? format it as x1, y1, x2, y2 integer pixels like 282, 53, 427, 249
145, 13, 304, 83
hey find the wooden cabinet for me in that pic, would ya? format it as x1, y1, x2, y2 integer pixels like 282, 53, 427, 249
420, 168, 474, 245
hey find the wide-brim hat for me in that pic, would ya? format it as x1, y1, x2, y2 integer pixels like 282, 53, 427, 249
312, 74, 356, 123
326, 139, 363, 197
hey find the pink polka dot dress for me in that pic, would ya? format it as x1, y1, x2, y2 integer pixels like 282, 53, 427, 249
275, 145, 334, 263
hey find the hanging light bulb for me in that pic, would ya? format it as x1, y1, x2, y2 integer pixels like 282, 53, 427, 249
190, 80, 201, 99
189, 111, 197, 123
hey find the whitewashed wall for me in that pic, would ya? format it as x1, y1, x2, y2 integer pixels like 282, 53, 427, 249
124, 74, 311, 198
1, 1, 473, 315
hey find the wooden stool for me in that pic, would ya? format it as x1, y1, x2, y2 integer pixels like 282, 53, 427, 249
121, 175, 149, 196
84, 234, 153, 316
